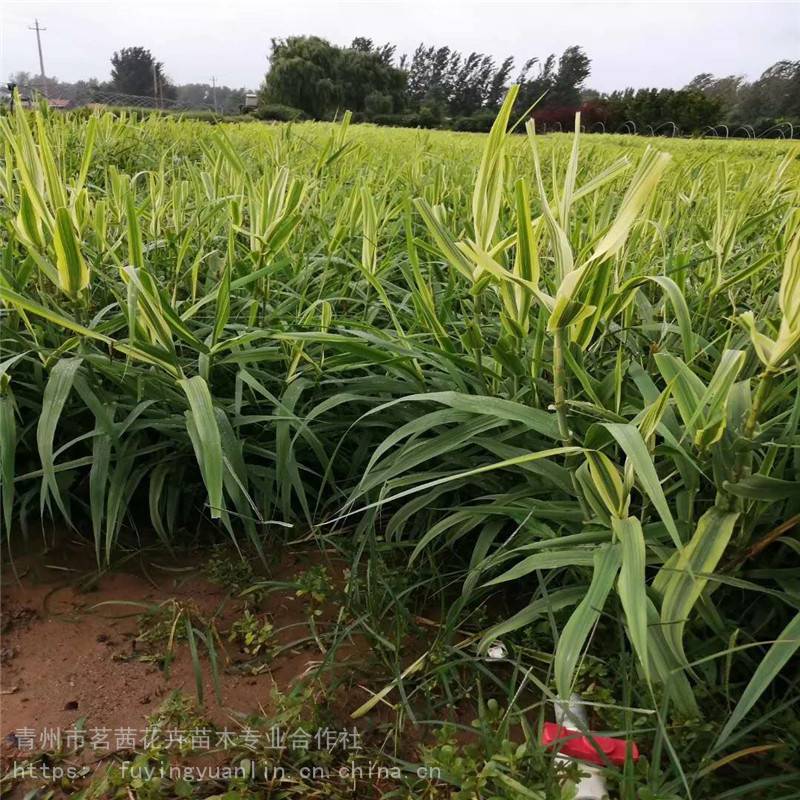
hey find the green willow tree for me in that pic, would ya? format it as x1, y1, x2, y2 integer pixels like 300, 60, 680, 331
260, 36, 405, 118
110, 46, 175, 99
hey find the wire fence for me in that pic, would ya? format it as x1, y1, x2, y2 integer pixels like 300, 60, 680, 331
4, 84, 239, 113
76, 89, 223, 111
80, 90, 197, 110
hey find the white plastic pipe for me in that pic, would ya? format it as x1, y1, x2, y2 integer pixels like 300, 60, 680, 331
480, 643, 609, 800
554, 694, 609, 800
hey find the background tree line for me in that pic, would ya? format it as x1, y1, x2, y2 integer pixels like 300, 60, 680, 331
7, 39, 799, 136
258, 35, 799, 136
258, 36, 595, 130
9, 47, 249, 115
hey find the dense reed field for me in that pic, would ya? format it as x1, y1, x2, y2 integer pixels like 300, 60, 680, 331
1, 93, 799, 797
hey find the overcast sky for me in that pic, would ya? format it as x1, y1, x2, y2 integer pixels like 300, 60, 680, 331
1, 0, 797, 92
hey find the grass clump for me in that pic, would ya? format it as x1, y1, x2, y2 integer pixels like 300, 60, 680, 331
1, 89, 799, 797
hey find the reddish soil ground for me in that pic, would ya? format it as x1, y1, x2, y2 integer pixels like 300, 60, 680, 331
0, 540, 480, 798
0, 540, 358, 754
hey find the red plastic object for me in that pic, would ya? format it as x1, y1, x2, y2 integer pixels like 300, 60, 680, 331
541, 722, 640, 766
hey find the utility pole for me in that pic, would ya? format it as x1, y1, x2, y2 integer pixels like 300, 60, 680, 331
211, 75, 218, 114
153, 62, 159, 108
28, 19, 48, 95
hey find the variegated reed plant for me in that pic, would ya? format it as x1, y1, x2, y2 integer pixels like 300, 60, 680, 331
1, 91, 798, 794
351, 89, 800, 788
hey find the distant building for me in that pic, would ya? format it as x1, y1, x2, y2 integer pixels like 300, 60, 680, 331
1, 87, 32, 109
1, 84, 72, 110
